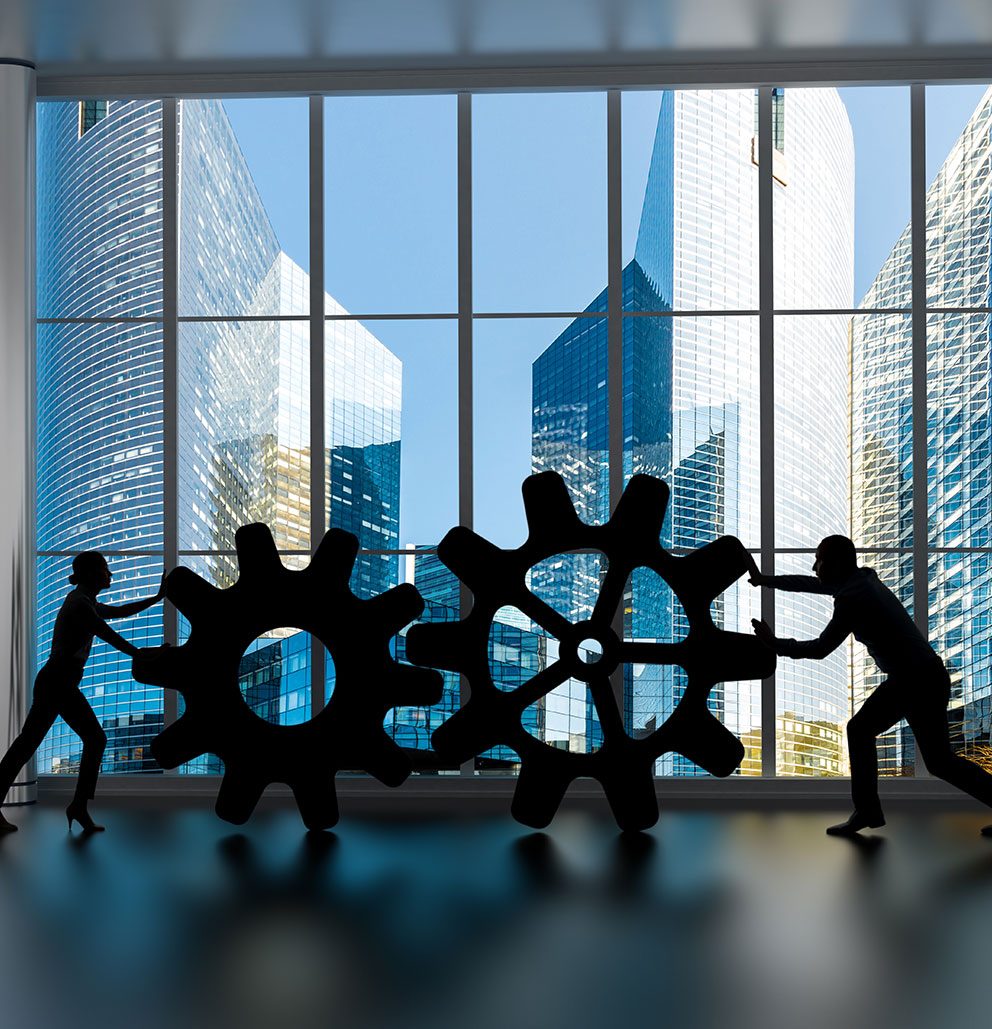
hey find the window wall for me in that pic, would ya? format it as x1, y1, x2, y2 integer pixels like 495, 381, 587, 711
35, 83, 992, 780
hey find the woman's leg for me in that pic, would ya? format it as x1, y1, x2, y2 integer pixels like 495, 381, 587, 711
56, 686, 107, 805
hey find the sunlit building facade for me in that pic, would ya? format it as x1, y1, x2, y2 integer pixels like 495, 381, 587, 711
533, 89, 854, 774
853, 86, 992, 774
37, 99, 401, 773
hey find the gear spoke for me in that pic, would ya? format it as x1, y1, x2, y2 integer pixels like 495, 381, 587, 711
509, 660, 571, 711
515, 592, 573, 640
588, 673, 626, 741
592, 562, 628, 625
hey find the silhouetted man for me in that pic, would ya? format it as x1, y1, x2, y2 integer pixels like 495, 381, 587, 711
748, 535, 992, 836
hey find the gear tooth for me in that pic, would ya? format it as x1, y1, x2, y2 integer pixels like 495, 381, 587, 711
290, 779, 340, 831
365, 583, 424, 633
431, 708, 502, 765
310, 528, 359, 580
609, 474, 669, 542
510, 764, 572, 829
162, 567, 220, 622
674, 535, 750, 603
601, 769, 659, 832
522, 472, 581, 546
437, 527, 509, 595
150, 717, 205, 769
215, 771, 268, 825
234, 523, 282, 580
405, 623, 471, 672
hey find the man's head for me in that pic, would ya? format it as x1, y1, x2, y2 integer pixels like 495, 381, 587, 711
812, 535, 857, 587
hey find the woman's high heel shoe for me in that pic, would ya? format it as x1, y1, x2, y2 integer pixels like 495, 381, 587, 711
66, 802, 104, 833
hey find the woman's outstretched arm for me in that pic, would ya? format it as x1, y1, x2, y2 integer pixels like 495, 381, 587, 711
98, 571, 167, 619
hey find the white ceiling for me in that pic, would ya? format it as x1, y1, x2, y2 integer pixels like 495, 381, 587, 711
5, 0, 992, 89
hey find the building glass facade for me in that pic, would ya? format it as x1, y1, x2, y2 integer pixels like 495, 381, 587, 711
37, 98, 402, 775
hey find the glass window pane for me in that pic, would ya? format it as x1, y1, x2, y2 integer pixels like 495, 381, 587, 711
773, 88, 906, 311
326, 320, 456, 555
658, 316, 760, 550
178, 319, 310, 554
933, 552, 992, 770
37, 322, 164, 552
324, 96, 456, 315
178, 98, 308, 316
37, 554, 165, 776
622, 89, 758, 312
774, 315, 850, 549
928, 313, 992, 549
772, 552, 851, 778
38, 99, 163, 319
926, 85, 992, 309
473, 93, 606, 313
852, 313, 914, 551
476, 317, 607, 549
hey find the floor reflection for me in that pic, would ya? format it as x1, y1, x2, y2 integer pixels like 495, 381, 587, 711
0, 807, 989, 1029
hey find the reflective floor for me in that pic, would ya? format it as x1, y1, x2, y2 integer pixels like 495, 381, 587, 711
0, 805, 990, 1029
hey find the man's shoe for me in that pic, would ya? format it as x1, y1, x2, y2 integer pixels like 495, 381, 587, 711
826, 810, 886, 835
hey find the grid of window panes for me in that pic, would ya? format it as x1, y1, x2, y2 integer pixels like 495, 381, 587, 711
34, 82, 992, 783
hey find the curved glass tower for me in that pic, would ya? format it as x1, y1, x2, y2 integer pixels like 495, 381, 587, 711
37, 99, 401, 774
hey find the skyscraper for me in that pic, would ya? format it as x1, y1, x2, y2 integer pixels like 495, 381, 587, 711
36, 99, 402, 773
533, 89, 854, 774
853, 86, 992, 775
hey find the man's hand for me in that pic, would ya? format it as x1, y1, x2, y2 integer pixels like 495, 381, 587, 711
741, 550, 767, 587
751, 618, 776, 649
748, 572, 769, 587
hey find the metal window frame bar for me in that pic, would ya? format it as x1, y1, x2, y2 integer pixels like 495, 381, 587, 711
309, 95, 326, 721
457, 92, 474, 775
911, 83, 929, 778
161, 98, 179, 749
757, 86, 776, 777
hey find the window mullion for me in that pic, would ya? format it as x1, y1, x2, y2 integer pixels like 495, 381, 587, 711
911, 83, 929, 778
161, 98, 178, 746
758, 86, 776, 778
309, 95, 326, 721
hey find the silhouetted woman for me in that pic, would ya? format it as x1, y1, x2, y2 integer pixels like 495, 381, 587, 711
0, 552, 166, 834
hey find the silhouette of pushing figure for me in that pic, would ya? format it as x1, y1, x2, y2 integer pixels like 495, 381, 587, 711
0, 553, 166, 834
748, 535, 992, 837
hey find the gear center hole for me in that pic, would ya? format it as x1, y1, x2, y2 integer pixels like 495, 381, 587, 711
577, 638, 605, 664
239, 628, 316, 726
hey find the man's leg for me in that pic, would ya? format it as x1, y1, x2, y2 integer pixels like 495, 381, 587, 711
906, 677, 992, 816
833, 682, 905, 833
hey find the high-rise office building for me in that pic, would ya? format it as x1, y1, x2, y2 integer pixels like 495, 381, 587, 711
533, 89, 854, 774
853, 86, 992, 774
36, 99, 401, 773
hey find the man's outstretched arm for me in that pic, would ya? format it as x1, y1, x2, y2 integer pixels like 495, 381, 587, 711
752, 613, 849, 660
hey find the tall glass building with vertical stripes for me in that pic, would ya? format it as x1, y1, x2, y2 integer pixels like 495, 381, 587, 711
853, 86, 992, 775
36, 99, 401, 773
533, 89, 854, 774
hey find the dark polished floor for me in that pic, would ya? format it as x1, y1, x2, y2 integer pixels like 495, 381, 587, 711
1, 804, 990, 1029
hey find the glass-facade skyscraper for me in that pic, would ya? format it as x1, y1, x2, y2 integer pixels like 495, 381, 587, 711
36, 99, 402, 773
853, 86, 992, 775
533, 89, 854, 774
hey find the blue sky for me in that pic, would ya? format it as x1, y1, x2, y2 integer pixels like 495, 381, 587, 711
224, 85, 991, 550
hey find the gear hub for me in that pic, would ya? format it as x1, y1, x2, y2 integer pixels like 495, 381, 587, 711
405, 472, 775, 831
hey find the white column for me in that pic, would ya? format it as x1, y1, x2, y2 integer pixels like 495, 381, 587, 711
0, 61, 36, 805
